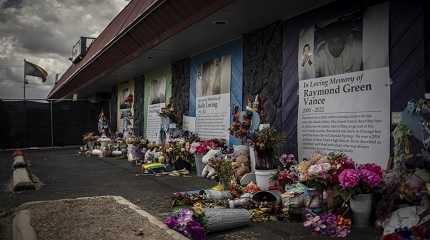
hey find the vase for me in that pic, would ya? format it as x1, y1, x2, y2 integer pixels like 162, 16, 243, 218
252, 190, 282, 205
323, 189, 335, 209
305, 188, 322, 209
249, 146, 256, 173
228, 198, 251, 208
203, 208, 250, 233
255, 169, 277, 190
233, 144, 249, 152
350, 193, 372, 227
127, 144, 138, 162
194, 154, 204, 176
200, 190, 232, 200
174, 190, 202, 198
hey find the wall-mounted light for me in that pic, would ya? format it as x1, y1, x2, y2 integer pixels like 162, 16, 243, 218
212, 20, 228, 25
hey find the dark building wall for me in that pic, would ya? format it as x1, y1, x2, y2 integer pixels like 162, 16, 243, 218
389, 0, 427, 111
243, 22, 283, 130
171, 58, 191, 126
424, 0, 430, 93
134, 75, 145, 136
109, 85, 118, 133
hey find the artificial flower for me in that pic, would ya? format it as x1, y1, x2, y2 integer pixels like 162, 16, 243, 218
308, 163, 332, 175
338, 169, 360, 189
358, 163, 383, 178
359, 169, 382, 187
192, 202, 204, 216
164, 216, 178, 229
186, 220, 205, 240
177, 208, 194, 223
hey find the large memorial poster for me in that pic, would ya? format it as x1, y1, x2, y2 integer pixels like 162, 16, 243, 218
117, 81, 134, 135
196, 55, 231, 140
146, 77, 166, 143
297, 3, 390, 167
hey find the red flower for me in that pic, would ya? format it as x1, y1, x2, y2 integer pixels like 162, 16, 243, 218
382, 233, 401, 240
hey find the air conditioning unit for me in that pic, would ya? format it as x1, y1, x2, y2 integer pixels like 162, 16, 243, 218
71, 37, 95, 63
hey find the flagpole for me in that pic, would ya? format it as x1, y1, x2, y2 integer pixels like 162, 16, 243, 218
23, 59, 26, 101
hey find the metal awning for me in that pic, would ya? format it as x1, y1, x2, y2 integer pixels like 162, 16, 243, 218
48, 0, 233, 99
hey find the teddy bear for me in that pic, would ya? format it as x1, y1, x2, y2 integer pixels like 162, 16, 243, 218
201, 149, 221, 179
231, 148, 250, 180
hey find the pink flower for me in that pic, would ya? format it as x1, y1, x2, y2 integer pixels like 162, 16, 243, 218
359, 169, 381, 187
338, 169, 360, 189
358, 163, 383, 178
308, 163, 331, 175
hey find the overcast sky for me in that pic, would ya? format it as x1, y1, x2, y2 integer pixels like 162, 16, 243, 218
0, 0, 129, 99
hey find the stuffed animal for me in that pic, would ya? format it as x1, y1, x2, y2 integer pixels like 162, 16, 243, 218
231, 148, 250, 180
201, 149, 221, 179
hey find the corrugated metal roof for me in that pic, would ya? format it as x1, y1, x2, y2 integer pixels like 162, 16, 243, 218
49, 0, 233, 99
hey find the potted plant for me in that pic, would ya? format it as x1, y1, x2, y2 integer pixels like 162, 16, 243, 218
336, 163, 383, 227
248, 126, 282, 190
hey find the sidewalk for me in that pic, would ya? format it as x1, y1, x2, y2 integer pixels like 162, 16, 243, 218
0, 149, 378, 239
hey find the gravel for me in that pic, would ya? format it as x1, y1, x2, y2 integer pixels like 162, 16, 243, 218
27, 197, 174, 240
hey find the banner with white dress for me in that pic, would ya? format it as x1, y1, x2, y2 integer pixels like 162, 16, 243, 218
196, 55, 231, 141
146, 76, 166, 143
297, 3, 390, 167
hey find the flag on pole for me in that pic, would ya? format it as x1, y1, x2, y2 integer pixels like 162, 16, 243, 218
24, 60, 48, 82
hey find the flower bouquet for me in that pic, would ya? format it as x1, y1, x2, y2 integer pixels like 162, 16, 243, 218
190, 139, 225, 176
229, 105, 254, 144
248, 126, 283, 190
304, 210, 352, 238
165, 204, 251, 239
336, 162, 383, 227
159, 101, 178, 124
190, 139, 225, 156
248, 127, 282, 170
164, 207, 206, 240
162, 139, 193, 170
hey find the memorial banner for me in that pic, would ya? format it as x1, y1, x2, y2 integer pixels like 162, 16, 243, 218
196, 55, 231, 140
117, 81, 134, 135
297, 3, 390, 167
146, 77, 166, 143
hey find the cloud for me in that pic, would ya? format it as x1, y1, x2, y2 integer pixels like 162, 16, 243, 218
0, 0, 128, 99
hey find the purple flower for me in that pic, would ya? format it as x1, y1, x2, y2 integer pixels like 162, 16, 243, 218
338, 169, 360, 189
164, 216, 178, 229
186, 220, 205, 240
177, 208, 194, 223
359, 169, 382, 187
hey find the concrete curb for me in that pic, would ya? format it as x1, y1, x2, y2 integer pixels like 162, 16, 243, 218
0, 145, 80, 153
12, 210, 37, 240
113, 196, 189, 240
13, 155, 27, 169
13, 168, 35, 191
16, 196, 189, 240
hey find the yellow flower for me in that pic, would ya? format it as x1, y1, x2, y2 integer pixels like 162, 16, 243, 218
211, 184, 224, 191
192, 202, 204, 215
297, 160, 311, 174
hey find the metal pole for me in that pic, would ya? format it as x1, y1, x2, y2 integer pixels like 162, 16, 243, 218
23, 60, 26, 101
50, 100, 54, 146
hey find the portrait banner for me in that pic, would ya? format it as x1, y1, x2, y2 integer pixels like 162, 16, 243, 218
297, 3, 390, 168
146, 76, 167, 143
196, 55, 231, 141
